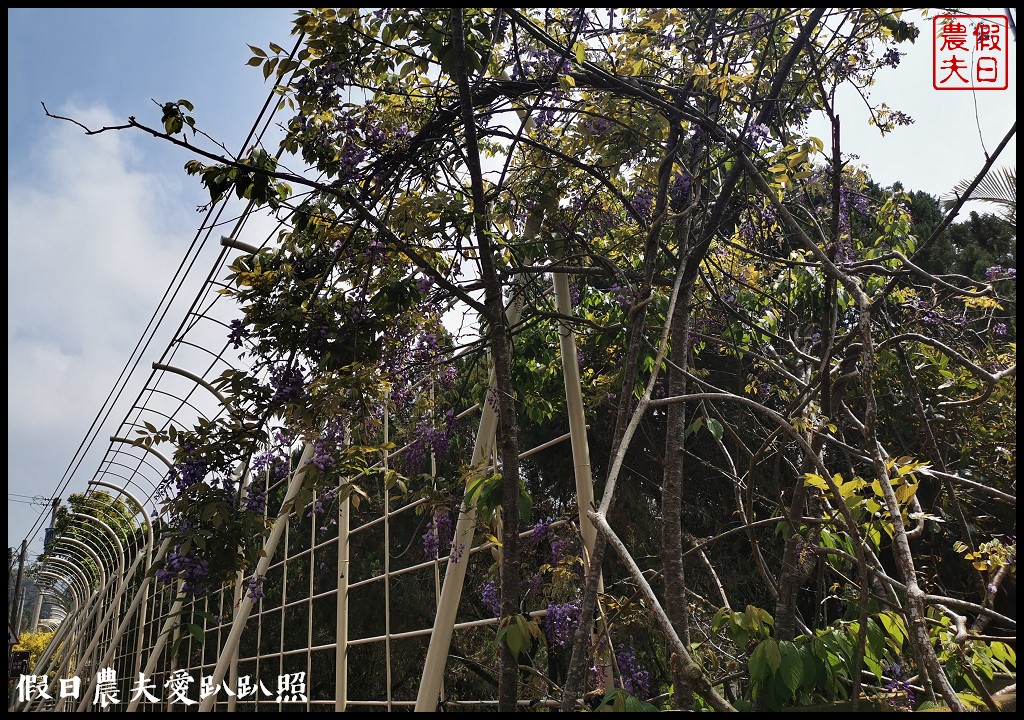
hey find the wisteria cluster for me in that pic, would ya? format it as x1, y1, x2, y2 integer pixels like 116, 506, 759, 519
227, 318, 248, 350
529, 517, 553, 545
875, 105, 915, 133
615, 646, 652, 700
746, 9, 770, 39
607, 283, 633, 311
247, 574, 266, 602
838, 186, 870, 227
631, 186, 655, 222
404, 414, 455, 473
307, 486, 339, 519
523, 573, 545, 595
544, 600, 581, 648
156, 544, 211, 594
986, 265, 1017, 281
250, 450, 291, 485
167, 458, 209, 495
883, 663, 916, 710
245, 488, 267, 515
744, 123, 771, 151
669, 170, 692, 212
308, 418, 347, 473
481, 580, 501, 617
268, 362, 306, 406
289, 100, 412, 184
508, 47, 573, 81
584, 116, 611, 134
422, 508, 453, 558
881, 46, 902, 68
294, 60, 346, 109
550, 537, 579, 566
413, 332, 440, 363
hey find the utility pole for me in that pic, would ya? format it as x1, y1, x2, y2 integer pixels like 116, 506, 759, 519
30, 591, 44, 633
9, 540, 26, 629
14, 587, 26, 636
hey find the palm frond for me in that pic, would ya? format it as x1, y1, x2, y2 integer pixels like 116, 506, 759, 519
942, 166, 1016, 225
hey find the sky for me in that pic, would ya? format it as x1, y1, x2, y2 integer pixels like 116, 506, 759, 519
6, 9, 1017, 560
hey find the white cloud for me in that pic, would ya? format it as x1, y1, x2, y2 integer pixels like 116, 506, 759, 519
7, 103, 200, 546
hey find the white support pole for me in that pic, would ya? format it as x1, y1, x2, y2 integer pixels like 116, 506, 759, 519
123, 581, 187, 712
65, 515, 127, 695
42, 567, 111, 711
415, 272, 529, 710
27, 602, 77, 680
414, 370, 499, 710
551, 272, 598, 562
89, 479, 157, 686
552, 269, 615, 693
383, 395, 393, 711
24, 611, 84, 712
335, 495, 350, 711
197, 444, 316, 712
429, 380, 446, 706
75, 538, 170, 712
228, 463, 252, 714
55, 555, 133, 711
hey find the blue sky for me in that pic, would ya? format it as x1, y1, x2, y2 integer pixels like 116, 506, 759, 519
6, 9, 1017, 558
8, 8, 298, 556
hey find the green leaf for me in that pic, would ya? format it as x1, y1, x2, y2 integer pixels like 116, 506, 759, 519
248, 44, 267, 57
762, 637, 782, 673
800, 647, 820, 693
711, 606, 730, 633
706, 418, 724, 440
990, 641, 1015, 666
573, 41, 586, 64
624, 696, 658, 712
863, 653, 883, 683
749, 638, 780, 682
263, 57, 279, 80
778, 641, 803, 694
877, 610, 907, 648
502, 623, 527, 657
518, 483, 532, 520
804, 472, 829, 490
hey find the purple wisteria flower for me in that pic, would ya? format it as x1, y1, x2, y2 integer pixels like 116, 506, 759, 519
227, 319, 247, 349
247, 575, 265, 602
269, 363, 306, 405
616, 646, 652, 699
422, 508, 453, 558
481, 581, 500, 617
986, 265, 1016, 281
744, 123, 771, 150
669, 171, 692, 212
544, 600, 581, 647
529, 517, 553, 547
883, 663, 916, 710
246, 489, 266, 515
631, 186, 655, 222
